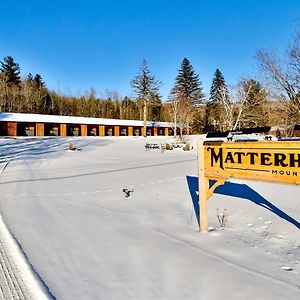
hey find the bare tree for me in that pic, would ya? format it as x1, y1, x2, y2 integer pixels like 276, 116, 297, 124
256, 28, 300, 119
257, 50, 298, 103
218, 87, 234, 131
0, 73, 9, 112
169, 86, 195, 139
231, 79, 268, 130
178, 97, 194, 137
169, 86, 181, 137
211, 79, 269, 132
131, 60, 161, 137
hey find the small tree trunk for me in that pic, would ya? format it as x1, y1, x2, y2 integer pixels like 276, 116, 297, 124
174, 113, 177, 138
232, 104, 243, 131
187, 116, 189, 136
143, 98, 147, 137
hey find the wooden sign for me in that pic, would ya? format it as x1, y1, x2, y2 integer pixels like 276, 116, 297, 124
198, 140, 300, 231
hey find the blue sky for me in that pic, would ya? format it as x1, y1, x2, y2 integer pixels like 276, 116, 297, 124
1, 0, 300, 100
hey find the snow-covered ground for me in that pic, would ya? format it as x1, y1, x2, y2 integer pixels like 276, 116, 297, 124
0, 136, 299, 300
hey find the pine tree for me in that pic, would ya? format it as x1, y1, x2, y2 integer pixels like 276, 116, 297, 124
172, 58, 204, 106
131, 59, 161, 136
33, 73, 44, 88
207, 69, 230, 131
27, 73, 34, 82
148, 93, 162, 121
169, 58, 204, 137
209, 69, 229, 104
121, 97, 140, 120
0, 56, 21, 85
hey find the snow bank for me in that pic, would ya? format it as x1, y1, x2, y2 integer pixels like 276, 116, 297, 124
0, 214, 51, 299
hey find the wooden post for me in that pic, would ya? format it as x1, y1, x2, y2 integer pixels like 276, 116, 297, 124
60, 124, 67, 137
81, 124, 87, 136
99, 125, 105, 137
141, 127, 146, 137
7, 122, 17, 136
114, 125, 120, 137
165, 127, 169, 136
36, 123, 44, 136
198, 140, 209, 232
128, 126, 133, 136
154, 127, 158, 136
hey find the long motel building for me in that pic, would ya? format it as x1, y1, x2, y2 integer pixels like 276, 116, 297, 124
0, 113, 182, 137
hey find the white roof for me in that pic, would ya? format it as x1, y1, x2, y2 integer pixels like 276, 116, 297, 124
0, 113, 173, 127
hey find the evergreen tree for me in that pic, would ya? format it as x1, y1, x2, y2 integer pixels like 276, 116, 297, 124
131, 59, 161, 136
170, 58, 204, 137
148, 93, 162, 121
0, 56, 21, 85
172, 58, 204, 106
26, 73, 44, 88
209, 69, 229, 104
23, 72, 51, 114
207, 69, 230, 131
27, 73, 34, 82
121, 97, 139, 120
33, 73, 44, 88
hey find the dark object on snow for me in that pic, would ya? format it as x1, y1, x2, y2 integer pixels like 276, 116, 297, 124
123, 188, 134, 198
165, 143, 173, 150
68, 142, 77, 151
241, 126, 271, 134
145, 143, 160, 151
183, 143, 191, 151
206, 131, 229, 138
206, 126, 271, 139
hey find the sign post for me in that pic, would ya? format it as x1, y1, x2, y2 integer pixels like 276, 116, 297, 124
198, 140, 300, 232
198, 140, 209, 231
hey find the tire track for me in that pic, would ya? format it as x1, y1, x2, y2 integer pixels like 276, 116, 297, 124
0, 215, 51, 299
0, 158, 196, 185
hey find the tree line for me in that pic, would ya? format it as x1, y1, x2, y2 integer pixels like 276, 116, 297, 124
1, 25, 300, 136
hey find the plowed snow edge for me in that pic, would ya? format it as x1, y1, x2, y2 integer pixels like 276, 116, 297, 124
0, 214, 53, 300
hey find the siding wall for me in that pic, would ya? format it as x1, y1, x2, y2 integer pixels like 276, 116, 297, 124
0, 121, 172, 137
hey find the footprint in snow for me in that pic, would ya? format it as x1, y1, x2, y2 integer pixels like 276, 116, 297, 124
275, 234, 284, 239
264, 220, 272, 225
207, 226, 216, 232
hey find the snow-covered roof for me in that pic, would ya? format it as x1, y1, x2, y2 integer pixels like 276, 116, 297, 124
0, 113, 173, 127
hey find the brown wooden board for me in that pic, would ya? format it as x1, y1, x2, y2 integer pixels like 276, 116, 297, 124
203, 141, 300, 185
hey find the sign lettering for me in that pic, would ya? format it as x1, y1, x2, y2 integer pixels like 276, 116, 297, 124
204, 141, 300, 184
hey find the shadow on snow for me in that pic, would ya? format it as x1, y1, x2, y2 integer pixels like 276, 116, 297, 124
186, 175, 300, 230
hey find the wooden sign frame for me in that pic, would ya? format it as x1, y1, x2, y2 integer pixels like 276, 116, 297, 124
198, 140, 300, 231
